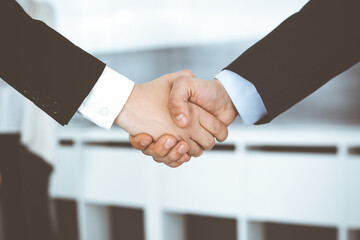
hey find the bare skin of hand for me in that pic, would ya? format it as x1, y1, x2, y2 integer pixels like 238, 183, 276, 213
129, 74, 238, 166
117, 70, 228, 166
129, 134, 189, 168
169, 76, 238, 127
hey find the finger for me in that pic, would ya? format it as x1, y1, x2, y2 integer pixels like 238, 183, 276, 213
129, 134, 153, 150
168, 154, 191, 167
187, 139, 204, 157
187, 105, 220, 150
177, 154, 191, 163
142, 135, 178, 158
169, 75, 195, 128
165, 161, 185, 168
190, 126, 215, 151
152, 142, 189, 164
199, 110, 228, 142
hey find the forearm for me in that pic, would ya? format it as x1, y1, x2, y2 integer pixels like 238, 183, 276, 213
0, 0, 105, 125
226, 0, 360, 123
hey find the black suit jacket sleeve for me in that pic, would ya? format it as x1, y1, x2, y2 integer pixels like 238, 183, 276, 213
225, 0, 360, 124
0, 0, 106, 125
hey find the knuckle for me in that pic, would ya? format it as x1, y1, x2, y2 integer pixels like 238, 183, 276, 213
169, 96, 183, 109
206, 138, 216, 150
162, 156, 175, 164
176, 75, 190, 84
180, 154, 191, 163
163, 155, 178, 164
192, 146, 204, 158
142, 150, 152, 156
212, 120, 223, 135
193, 150, 203, 158
153, 157, 163, 163
155, 148, 168, 158
181, 69, 194, 77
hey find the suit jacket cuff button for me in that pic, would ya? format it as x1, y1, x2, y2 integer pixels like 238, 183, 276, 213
50, 102, 61, 115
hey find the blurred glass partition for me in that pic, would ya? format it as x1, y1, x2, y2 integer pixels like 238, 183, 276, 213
49, 0, 308, 53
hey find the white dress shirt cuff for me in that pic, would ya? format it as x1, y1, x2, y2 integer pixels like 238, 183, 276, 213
78, 66, 134, 129
215, 70, 268, 125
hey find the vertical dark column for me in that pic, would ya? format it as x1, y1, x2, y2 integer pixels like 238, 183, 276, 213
0, 134, 56, 240
53, 199, 79, 240
185, 215, 237, 240
111, 207, 145, 240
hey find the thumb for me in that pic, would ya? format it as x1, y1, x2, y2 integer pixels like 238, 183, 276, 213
169, 75, 194, 128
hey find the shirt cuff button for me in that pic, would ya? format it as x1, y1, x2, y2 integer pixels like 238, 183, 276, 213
100, 107, 109, 116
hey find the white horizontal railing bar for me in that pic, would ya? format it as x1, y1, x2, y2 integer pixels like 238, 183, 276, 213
57, 125, 360, 143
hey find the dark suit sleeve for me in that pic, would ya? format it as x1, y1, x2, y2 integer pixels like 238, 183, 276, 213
225, 0, 360, 124
0, 0, 106, 125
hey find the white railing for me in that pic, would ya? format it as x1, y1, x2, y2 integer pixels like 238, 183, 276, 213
50, 124, 360, 240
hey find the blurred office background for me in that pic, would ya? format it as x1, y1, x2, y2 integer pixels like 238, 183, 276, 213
1, 0, 360, 240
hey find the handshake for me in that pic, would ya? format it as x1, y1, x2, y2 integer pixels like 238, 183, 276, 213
115, 70, 238, 168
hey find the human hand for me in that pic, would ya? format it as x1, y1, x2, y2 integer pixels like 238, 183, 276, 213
129, 74, 237, 166
129, 134, 190, 168
169, 75, 238, 127
116, 70, 228, 165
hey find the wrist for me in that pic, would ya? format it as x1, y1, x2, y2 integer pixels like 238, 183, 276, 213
115, 84, 138, 130
213, 78, 239, 117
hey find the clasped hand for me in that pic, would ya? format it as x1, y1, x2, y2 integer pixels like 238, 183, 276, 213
115, 70, 238, 168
